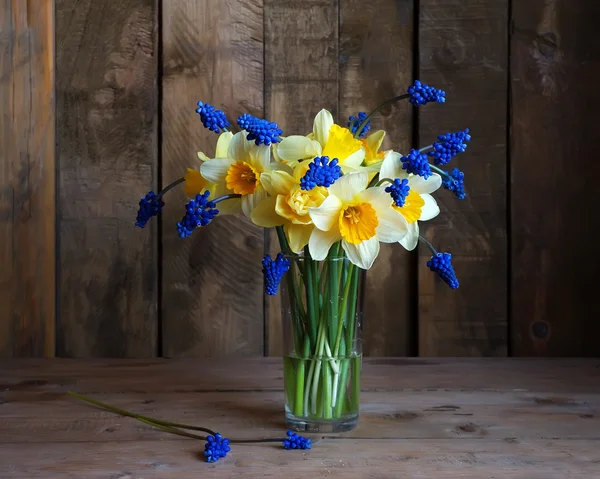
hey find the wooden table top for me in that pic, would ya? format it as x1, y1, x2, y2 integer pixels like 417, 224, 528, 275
1, 358, 599, 478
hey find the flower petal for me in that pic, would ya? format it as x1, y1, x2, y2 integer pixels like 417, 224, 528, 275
308, 194, 343, 231
215, 131, 234, 158
184, 168, 208, 197
357, 185, 392, 212
309, 227, 341, 260
399, 221, 419, 251
277, 136, 322, 162
313, 109, 334, 146
419, 193, 440, 221
341, 148, 365, 169
197, 151, 211, 162
241, 187, 266, 217
261, 170, 296, 197
329, 171, 369, 202
379, 150, 403, 179
228, 131, 252, 161
342, 236, 380, 270
366, 129, 385, 153
285, 223, 313, 253
376, 206, 409, 243
200, 158, 236, 184
213, 183, 242, 215
251, 144, 271, 172
409, 172, 442, 194
250, 196, 284, 227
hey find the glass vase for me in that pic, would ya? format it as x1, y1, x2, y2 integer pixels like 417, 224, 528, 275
280, 254, 363, 433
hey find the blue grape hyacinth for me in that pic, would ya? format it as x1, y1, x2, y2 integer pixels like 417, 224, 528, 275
300, 156, 341, 190
385, 178, 411, 207
347, 112, 370, 138
401, 149, 432, 179
282, 430, 312, 450
135, 191, 164, 228
429, 129, 471, 165
204, 433, 231, 463
237, 114, 283, 146
262, 253, 291, 295
442, 168, 466, 200
176, 191, 219, 238
195, 101, 230, 133
407, 80, 446, 106
427, 252, 459, 289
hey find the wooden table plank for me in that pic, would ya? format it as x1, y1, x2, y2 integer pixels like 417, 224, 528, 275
1, 359, 598, 477
1, 439, 598, 479
1, 358, 598, 392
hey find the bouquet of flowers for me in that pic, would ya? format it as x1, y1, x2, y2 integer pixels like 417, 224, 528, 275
135, 80, 469, 433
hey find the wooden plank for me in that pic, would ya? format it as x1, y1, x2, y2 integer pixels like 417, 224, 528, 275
511, 2, 600, 355
263, 0, 339, 355
55, 0, 158, 356
0, 0, 55, 357
2, 389, 599, 443
161, 0, 264, 357
1, 438, 598, 478
339, 0, 414, 356
418, 0, 509, 356
1, 358, 598, 393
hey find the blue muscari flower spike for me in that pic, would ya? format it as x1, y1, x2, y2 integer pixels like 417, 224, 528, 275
442, 167, 466, 200
195, 101, 230, 133
135, 191, 164, 228
176, 191, 219, 238
407, 80, 446, 106
385, 178, 411, 207
429, 129, 471, 165
401, 149, 432, 179
347, 112, 370, 138
204, 433, 231, 463
237, 113, 283, 146
282, 430, 312, 450
262, 253, 291, 296
300, 156, 342, 190
427, 252, 459, 289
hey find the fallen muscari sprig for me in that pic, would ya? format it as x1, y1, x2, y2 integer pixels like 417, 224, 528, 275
263, 252, 291, 295
428, 129, 471, 165
135, 178, 186, 228
407, 80, 446, 106
67, 392, 313, 464
401, 149, 432, 179
385, 178, 411, 207
196, 101, 230, 133
347, 112, 370, 138
237, 113, 283, 146
300, 156, 342, 190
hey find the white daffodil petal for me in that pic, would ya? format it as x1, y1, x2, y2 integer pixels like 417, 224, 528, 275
342, 149, 366, 169
376, 207, 409, 243
215, 131, 234, 158
285, 223, 313, 254
313, 109, 334, 146
200, 158, 236, 183
342, 236, 380, 270
419, 194, 440, 221
197, 151, 210, 162
399, 221, 419, 251
379, 151, 403, 179
250, 196, 284, 227
228, 131, 252, 161
309, 194, 343, 231
410, 172, 442, 194
329, 171, 369, 202
309, 227, 341, 261
277, 136, 322, 162
241, 187, 266, 218
358, 186, 393, 212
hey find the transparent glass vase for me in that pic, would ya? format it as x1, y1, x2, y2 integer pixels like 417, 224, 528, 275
280, 255, 363, 433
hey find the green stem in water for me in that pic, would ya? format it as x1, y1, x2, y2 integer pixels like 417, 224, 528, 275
353, 93, 410, 138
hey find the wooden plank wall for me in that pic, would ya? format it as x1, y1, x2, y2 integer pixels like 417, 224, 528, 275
2, 0, 599, 357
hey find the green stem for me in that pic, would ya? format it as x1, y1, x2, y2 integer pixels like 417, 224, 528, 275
303, 247, 318, 347
376, 177, 394, 187
353, 93, 410, 138
322, 360, 333, 419
345, 266, 360, 350
67, 391, 216, 435
333, 263, 355, 358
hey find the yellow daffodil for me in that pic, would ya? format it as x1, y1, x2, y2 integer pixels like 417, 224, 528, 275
200, 131, 275, 217
380, 151, 441, 250
276, 110, 365, 173
307, 171, 408, 269
251, 164, 327, 253
361, 130, 388, 166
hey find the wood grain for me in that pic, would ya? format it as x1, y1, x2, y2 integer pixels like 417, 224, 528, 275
340, 0, 415, 356
55, 0, 158, 357
418, 0, 509, 356
263, 0, 339, 355
161, 0, 264, 356
0, 0, 55, 357
1, 359, 599, 478
511, 1, 600, 355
